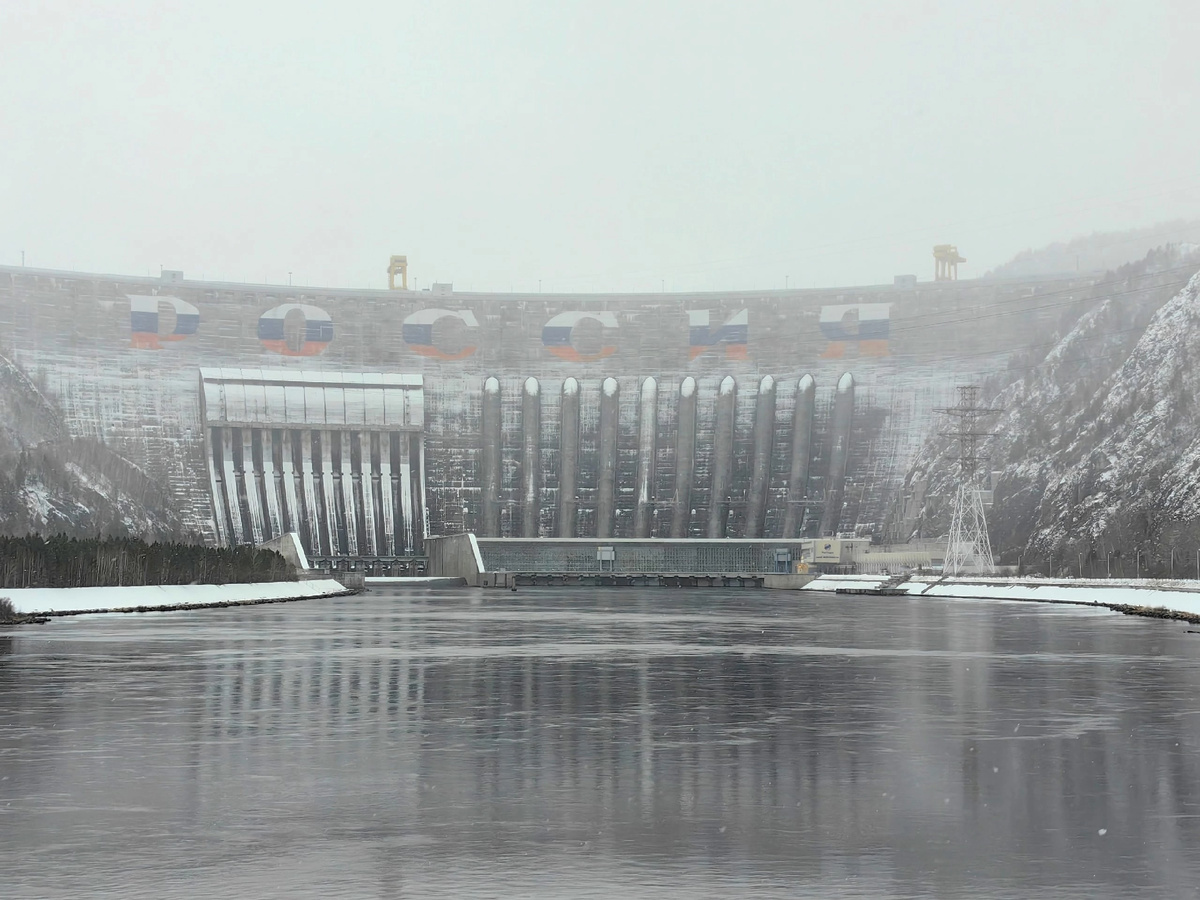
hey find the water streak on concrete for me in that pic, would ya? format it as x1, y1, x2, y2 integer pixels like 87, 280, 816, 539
480, 377, 502, 536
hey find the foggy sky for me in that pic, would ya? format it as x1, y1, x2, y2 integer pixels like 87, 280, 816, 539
2, 0, 1198, 293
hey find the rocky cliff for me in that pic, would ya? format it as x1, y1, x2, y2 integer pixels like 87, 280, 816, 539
899, 245, 1200, 574
0, 353, 187, 539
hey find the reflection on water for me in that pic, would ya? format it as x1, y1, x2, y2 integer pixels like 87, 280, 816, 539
2, 590, 1200, 898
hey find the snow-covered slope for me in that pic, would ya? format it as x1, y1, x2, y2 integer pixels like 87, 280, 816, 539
904, 247, 1200, 573
1036, 267, 1200, 541
0, 353, 186, 539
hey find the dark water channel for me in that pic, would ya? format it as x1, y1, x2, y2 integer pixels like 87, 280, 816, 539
3, 588, 1200, 898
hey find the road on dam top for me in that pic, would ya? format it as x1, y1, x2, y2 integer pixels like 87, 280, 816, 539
2, 588, 1200, 898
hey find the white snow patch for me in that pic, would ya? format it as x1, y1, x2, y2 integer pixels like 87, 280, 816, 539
21, 483, 54, 521
680, 376, 696, 398
6, 579, 349, 616
801, 574, 889, 592
64, 462, 111, 496
904, 577, 1200, 618
603, 377, 619, 397
803, 574, 1200, 619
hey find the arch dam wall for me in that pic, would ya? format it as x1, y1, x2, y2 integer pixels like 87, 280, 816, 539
0, 265, 1098, 555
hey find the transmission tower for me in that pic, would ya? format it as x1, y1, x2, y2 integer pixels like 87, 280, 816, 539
937, 385, 1003, 575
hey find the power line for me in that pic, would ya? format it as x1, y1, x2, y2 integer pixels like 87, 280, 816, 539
881, 279, 1193, 370
765, 271, 1194, 385
883, 262, 1197, 339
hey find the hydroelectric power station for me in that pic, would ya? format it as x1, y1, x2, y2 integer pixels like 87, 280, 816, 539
0, 260, 1102, 571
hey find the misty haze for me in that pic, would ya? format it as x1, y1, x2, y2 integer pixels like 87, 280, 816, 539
3, 2, 1200, 898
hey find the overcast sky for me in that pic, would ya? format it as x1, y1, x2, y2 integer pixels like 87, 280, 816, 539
2, 0, 1198, 292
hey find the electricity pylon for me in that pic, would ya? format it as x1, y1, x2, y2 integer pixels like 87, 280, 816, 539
938, 385, 1002, 575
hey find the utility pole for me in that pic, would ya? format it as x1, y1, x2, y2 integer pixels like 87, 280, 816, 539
938, 385, 1002, 576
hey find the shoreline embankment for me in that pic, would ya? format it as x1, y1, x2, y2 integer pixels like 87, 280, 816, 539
1, 579, 352, 621
803, 574, 1200, 623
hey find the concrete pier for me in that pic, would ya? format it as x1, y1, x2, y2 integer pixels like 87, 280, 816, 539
783, 374, 815, 539
597, 377, 620, 539
633, 376, 658, 538
707, 376, 737, 538
670, 377, 697, 538
480, 376, 502, 536
818, 372, 855, 536
339, 432, 359, 555
744, 375, 776, 538
299, 430, 321, 555
521, 377, 541, 537
557, 377, 580, 538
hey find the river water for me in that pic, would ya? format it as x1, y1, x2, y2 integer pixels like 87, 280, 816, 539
2, 588, 1200, 898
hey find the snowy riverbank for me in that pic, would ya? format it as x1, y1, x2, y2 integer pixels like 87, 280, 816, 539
803, 574, 1200, 620
3, 579, 352, 617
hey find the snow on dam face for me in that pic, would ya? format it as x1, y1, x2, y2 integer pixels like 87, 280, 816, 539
0, 266, 1098, 555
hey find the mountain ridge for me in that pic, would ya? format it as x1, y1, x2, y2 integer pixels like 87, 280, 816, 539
899, 243, 1200, 573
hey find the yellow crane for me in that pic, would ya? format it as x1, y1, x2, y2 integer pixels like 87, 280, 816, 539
387, 255, 409, 290
933, 245, 965, 281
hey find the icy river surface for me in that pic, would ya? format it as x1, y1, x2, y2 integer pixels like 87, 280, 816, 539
3, 588, 1200, 898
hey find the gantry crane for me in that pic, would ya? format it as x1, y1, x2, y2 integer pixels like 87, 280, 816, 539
933, 244, 965, 281
387, 255, 409, 290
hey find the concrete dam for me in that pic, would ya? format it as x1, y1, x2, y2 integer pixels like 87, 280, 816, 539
0, 264, 1101, 560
